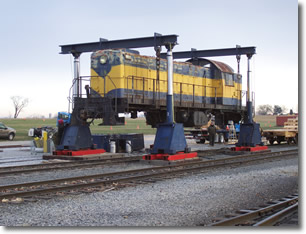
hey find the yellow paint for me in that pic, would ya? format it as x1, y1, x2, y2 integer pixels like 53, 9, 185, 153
91, 63, 241, 100
43, 131, 48, 153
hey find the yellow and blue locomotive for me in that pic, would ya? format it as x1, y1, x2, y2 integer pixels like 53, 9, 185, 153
75, 49, 246, 128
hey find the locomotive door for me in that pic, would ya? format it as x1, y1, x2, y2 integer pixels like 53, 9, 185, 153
125, 61, 137, 103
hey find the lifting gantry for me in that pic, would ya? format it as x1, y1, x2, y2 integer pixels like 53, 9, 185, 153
58, 33, 266, 158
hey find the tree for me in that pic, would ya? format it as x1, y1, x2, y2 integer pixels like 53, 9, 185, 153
281, 105, 288, 114
256, 104, 273, 115
11, 96, 29, 118
273, 105, 283, 115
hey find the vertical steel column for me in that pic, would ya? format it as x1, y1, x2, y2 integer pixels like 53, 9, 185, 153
166, 45, 174, 123
246, 54, 253, 123
247, 55, 251, 102
72, 52, 81, 99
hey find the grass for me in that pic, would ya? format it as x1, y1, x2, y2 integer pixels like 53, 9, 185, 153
254, 115, 277, 130
1, 115, 277, 142
0, 118, 155, 142
90, 118, 156, 135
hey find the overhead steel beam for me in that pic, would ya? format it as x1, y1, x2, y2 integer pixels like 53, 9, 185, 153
160, 46, 256, 59
60, 34, 178, 55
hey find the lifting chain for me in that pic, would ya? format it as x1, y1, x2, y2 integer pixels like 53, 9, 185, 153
236, 45, 241, 74
236, 54, 241, 74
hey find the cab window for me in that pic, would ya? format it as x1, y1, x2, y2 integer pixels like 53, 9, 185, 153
225, 73, 234, 86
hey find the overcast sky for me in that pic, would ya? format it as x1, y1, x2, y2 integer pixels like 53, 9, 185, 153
0, 0, 298, 118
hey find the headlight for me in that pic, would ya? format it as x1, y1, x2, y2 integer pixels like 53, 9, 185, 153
100, 55, 108, 64
124, 54, 132, 60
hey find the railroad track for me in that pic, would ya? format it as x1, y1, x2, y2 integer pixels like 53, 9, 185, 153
209, 194, 298, 226
0, 156, 143, 176
0, 145, 29, 149
0, 149, 297, 202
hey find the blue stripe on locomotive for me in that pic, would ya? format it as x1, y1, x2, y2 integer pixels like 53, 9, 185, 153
106, 89, 240, 106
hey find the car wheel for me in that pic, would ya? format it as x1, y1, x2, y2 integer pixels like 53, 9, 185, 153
8, 133, 15, 141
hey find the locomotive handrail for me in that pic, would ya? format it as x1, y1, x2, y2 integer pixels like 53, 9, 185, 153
125, 75, 222, 107
75, 75, 248, 110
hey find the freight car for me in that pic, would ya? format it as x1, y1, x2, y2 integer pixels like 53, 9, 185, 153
262, 117, 298, 145
73, 49, 247, 128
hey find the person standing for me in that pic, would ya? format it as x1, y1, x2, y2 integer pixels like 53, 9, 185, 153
208, 122, 216, 146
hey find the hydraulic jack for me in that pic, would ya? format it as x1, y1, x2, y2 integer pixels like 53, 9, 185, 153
143, 44, 197, 161
232, 54, 267, 152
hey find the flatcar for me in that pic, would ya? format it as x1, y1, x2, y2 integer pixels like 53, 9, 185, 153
73, 49, 247, 128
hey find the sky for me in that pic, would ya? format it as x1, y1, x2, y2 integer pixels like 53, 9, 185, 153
0, 0, 299, 118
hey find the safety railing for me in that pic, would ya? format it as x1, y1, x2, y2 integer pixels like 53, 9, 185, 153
125, 75, 228, 108
68, 75, 248, 112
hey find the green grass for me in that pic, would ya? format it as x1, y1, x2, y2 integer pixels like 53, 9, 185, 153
0, 118, 56, 141
0, 118, 155, 142
1, 115, 277, 142
254, 115, 278, 130
90, 118, 156, 135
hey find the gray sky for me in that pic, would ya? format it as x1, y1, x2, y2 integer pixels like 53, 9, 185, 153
0, 0, 298, 118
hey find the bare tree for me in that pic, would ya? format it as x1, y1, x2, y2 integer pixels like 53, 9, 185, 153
11, 96, 29, 118
256, 104, 273, 115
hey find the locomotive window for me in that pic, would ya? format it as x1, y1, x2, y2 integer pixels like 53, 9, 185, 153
225, 73, 234, 86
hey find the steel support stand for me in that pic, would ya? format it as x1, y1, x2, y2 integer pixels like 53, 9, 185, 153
57, 51, 95, 151
234, 54, 266, 150
146, 44, 196, 160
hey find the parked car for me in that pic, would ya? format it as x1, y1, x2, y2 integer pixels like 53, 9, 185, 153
0, 122, 16, 140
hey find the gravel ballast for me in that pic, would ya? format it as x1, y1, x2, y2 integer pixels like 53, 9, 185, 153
0, 156, 298, 226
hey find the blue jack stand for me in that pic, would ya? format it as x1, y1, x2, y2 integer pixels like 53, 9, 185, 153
236, 101, 263, 147
236, 122, 263, 147
151, 122, 188, 154
57, 125, 94, 151
233, 106, 267, 151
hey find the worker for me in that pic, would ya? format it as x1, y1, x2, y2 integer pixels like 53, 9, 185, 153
53, 119, 65, 146
208, 122, 216, 146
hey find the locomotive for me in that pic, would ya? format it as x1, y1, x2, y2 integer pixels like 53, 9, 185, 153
73, 49, 247, 128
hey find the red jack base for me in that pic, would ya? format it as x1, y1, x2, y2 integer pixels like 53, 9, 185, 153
231, 145, 268, 152
143, 151, 198, 161
53, 148, 106, 156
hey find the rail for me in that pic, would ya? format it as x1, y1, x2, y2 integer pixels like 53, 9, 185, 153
0, 149, 297, 201
210, 194, 298, 226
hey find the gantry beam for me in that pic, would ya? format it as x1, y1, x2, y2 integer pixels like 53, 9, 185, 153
60, 34, 178, 55
160, 46, 256, 59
